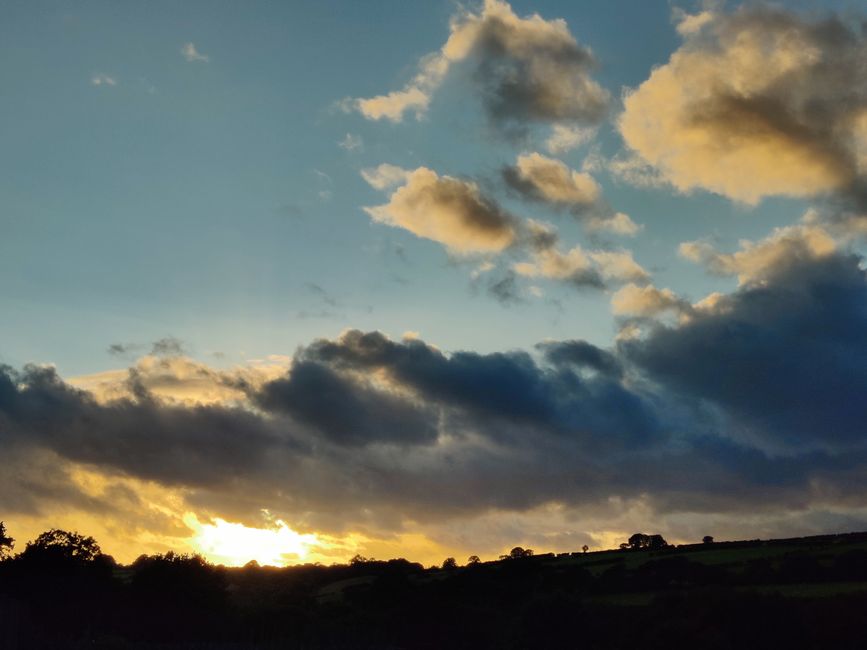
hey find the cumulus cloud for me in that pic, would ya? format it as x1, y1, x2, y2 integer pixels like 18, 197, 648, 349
673, 8, 716, 36
586, 212, 642, 237
504, 152, 600, 206
611, 283, 690, 318
623, 250, 867, 453
363, 166, 517, 253
679, 224, 837, 285
11, 246, 867, 558
504, 152, 641, 236
513, 225, 648, 288
348, 0, 609, 130
619, 6, 867, 203
181, 42, 209, 63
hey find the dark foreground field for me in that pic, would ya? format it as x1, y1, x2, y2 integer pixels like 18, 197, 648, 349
3, 531, 867, 649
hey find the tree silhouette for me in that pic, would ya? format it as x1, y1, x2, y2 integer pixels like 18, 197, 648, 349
627, 533, 650, 549
467, 555, 481, 565
582, 545, 589, 554
0, 522, 13, 560
442, 557, 457, 570
20, 529, 103, 564
624, 533, 669, 550
703, 535, 714, 544
500, 546, 534, 560
648, 534, 669, 550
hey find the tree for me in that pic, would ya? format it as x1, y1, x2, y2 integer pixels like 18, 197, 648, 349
703, 535, 714, 544
627, 533, 650, 550
467, 555, 481, 565
442, 557, 457, 570
623, 533, 669, 551
500, 546, 534, 560
0, 522, 13, 560
582, 545, 589, 554
20, 529, 102, 563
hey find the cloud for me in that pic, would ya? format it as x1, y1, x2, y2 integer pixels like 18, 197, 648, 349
151, 336, 186, 357
611, 283, 690, 318
586, 212, 642, 237
486, 270, 524, 304
360, 163, 411, 190
348, 0, 609, 129
338, 133, 363, 152
91, 74, 117, 86
181, 42, 209, 63
619, 6, 867, 203
679, 224, 837, 285
623, 250, 867, 453
513, 227, 648, 288
545, 125, 595, 154
504, 152, 641, 236
363, 166, 518, 253
673, 8, 716, 37
253, 361, 439, 447
10, 271, 867, 560
514, 245, 602, 288
504, 152, 600, 206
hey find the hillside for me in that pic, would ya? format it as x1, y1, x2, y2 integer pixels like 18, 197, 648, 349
3, 531, 867, 648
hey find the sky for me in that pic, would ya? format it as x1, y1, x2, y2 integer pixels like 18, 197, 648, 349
3, 0, 867, 567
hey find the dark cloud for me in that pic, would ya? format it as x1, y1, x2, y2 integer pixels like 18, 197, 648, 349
151, 337, 185, 357
107, 343, 136, 357
0, 364, 284, 490
537, 340, 623, 379
352, 0, 610, 133
304, 282, 339, 308
466, 2, 609, 131
486, 271, 524, 305
9, 250, 867, 528
623, 252, 867, 452
253, 361, 438, 447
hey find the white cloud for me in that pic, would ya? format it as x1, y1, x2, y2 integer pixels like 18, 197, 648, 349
338, 133, 363, 152
545, 125, 595, 154
91, 74, 117, 87
181, 42, 210, 63
361, 163, 412, 191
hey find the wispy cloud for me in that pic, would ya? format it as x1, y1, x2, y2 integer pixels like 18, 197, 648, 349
181, 42, 210, 63
91, 73, 117, 86
337, 133, 363, 152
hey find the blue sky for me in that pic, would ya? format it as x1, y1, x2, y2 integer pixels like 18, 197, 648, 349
2, 0, 845, 375
3, 0, 867, 564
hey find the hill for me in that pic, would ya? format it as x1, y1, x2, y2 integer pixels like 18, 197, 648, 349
3, 531, 867, 648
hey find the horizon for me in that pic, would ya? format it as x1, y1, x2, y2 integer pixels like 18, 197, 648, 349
4, 0, 867, 569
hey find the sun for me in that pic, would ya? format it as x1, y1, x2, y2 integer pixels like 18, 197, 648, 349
184, 513, 323, 567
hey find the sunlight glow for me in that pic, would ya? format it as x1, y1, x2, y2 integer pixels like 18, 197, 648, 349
185, 513, 324, 567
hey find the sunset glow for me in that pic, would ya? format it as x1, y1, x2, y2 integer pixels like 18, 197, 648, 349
185, 514, 323, 567
4, 0, 867, 577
